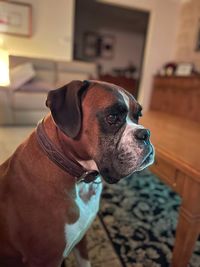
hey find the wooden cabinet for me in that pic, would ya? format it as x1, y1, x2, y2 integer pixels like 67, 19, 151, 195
99, 75, 138, 98
150, 75, 200, 123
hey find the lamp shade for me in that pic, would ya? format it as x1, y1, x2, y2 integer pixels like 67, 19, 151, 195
0, 48, 10, 86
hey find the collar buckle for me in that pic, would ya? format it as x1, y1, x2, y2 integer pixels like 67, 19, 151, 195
79, 170, 99, 183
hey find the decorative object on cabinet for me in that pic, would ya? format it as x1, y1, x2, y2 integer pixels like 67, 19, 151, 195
175, 62, 194, 76
159, 62, 177, 76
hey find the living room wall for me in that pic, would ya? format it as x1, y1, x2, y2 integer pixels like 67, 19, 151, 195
175, 0, 200, 71
1, 0, 75, 61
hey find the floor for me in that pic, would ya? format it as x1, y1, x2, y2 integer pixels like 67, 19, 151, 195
0, 126, 34, 163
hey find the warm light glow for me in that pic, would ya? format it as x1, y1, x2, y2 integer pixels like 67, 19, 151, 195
0, 48, 10, 86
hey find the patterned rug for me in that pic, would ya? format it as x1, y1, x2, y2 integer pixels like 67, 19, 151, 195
64, 216, 122, 267
66, 169, 200, 267
99, 169, 200, 267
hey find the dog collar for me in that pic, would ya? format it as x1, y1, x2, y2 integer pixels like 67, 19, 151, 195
36, 120, 99, 183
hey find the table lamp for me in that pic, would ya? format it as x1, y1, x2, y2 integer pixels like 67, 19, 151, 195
0, 45, 10, 86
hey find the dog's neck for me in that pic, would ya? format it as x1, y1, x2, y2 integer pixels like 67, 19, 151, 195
42, 115, 98, 172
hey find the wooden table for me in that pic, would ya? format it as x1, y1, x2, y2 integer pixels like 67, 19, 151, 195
141, 111, 200, 267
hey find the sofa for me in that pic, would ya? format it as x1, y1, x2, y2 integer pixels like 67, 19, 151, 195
0, 55, 96, 125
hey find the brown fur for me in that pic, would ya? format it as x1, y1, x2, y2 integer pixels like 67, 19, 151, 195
0, 82, 135, 267
0, 115, 80, 267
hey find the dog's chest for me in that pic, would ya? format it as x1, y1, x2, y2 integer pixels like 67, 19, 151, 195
63, 177, 102, 257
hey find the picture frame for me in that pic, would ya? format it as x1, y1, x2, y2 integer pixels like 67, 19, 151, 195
100, 34, 115, 59
83, 32, 100, 58
175, 63, 193, 76
0, 0, 32, 37
83, 32, 115, 60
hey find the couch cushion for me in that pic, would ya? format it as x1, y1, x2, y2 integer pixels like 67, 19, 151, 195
12, 90, 48, 110
9, 55, 56, 70
56, 60, 96, 75
12, 79, 55, 110
13, 110, 48, 125
10, 62, 36, 90
56, 72, 90, 87
17, 80, 55, 93
56, 60, 96, 86
9, 55, 57, 84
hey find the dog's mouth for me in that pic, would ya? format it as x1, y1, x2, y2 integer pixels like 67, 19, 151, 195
100, 168, 121, 184
137, 146, 155, 171
103, 176, 120, 184
99, 145, 155, 184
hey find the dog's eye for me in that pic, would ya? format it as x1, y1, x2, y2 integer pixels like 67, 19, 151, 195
138, 110, 142, 118
106, 114, 119, 125
133, 111, 142, 123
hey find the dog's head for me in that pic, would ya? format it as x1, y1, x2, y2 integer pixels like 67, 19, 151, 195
46, 80, 154, 183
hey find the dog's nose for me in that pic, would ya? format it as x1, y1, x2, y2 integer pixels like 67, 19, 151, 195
134, 128, 150, 142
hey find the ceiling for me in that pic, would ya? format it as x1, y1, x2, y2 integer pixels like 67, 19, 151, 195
75, 0, 149, 34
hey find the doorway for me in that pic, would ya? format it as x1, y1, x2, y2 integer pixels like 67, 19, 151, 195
73, 0, 149, 99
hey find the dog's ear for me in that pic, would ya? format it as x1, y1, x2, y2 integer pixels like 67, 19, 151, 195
46, 80, 90, 138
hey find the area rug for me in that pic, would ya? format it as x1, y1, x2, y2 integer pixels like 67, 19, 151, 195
99, 169, 200, 267
64, 216, 122, 267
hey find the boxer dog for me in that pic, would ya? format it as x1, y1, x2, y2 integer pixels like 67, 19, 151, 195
0, 80, 154, 267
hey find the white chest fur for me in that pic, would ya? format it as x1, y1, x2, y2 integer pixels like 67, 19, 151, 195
63, 176, 103, 258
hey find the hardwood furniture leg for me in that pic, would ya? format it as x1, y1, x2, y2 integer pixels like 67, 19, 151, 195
171, 207, 200, 267
171, 178, 200, 267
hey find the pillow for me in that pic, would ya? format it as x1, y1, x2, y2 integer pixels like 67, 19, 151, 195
9, 62, 36, 90
18, 80, 54, 93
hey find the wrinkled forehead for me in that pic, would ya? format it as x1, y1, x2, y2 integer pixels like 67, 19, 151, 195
118, 88, 138, 112
89, 80, 140, 112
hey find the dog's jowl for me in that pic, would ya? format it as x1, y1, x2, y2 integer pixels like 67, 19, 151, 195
0, 80, 154, 267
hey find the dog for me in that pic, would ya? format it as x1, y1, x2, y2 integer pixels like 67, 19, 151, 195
0, 80, 154, 267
